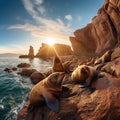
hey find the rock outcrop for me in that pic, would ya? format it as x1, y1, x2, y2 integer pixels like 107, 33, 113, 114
70, 0, 120, 56
36, 43, 73, 58
19, 46, 34, 58
28, 46, 34, 58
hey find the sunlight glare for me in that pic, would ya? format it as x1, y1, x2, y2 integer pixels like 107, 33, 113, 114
45, 38, 56, 46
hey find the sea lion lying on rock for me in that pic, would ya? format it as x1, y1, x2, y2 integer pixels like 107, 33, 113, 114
71, 65, 98, 87
53, 55, 72, 73
52, 55, 64, 72
28, 72, 65, 112
94, 50, 113, 65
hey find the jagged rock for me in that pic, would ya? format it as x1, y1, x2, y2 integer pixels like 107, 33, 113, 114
36, 43, 73, 58
30, 71, 46, 84
70, 0, 120, 56
28, 45, 34, 58
17, 63, 31, 68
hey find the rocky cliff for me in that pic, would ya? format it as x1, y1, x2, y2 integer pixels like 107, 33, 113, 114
70, 0, 120, 56
36, 43, 73, 58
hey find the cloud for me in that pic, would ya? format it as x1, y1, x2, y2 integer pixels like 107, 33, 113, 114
65, 15, 72, 21
37, 6, 45, 15
8, 22, 70, 40
34, 0, 43, 5
9, 0, 72, 41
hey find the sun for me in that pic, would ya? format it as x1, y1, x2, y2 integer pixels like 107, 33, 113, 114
45, 38, 56, 46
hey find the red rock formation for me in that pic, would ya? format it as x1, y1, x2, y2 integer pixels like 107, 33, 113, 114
70, 0, 120, 56
36, 43, 73, 58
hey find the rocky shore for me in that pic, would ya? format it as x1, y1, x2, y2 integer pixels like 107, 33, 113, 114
17, 48, 120, 120
14, 0, 120, 119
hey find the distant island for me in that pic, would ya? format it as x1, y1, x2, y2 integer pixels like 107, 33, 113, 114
19, 43, 73, 59
0, 53, 20, 57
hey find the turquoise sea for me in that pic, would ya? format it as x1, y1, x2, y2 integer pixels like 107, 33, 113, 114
0, 56, 52, 120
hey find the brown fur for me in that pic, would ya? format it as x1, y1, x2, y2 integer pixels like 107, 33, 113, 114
29, 72, 65, 107
52, 56, 64, 72
53, 55, 72, 73
71, 65, 98, 87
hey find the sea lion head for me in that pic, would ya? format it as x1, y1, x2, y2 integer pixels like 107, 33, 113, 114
71, 65, 89, 84
47, 72, 65, 87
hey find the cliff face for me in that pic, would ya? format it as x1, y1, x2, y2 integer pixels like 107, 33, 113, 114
36, 43, 73, 58
70, 0, 120, 56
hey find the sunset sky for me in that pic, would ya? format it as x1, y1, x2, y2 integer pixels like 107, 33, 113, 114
0, 0, 104, 54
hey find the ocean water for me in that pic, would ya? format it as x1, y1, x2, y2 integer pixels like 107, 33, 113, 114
0, 56, 52, 120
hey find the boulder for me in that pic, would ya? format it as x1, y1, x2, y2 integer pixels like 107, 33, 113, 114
30, 71, 46, 84
4, 68, 13, 73
18, 68, 37, 77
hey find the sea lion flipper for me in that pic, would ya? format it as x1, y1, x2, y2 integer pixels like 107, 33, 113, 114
43, 92, 59, 112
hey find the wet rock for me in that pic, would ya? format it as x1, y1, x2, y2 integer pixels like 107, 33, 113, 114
4, 68, 13, 73
12, 67, 17, 71
17, 63, 31, 68
30, 71, 46, 84
18, 68, 37, 77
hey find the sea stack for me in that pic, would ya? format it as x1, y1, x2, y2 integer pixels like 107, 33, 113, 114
28, 45, 34, 58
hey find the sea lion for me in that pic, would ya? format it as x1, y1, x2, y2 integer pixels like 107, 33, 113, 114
62, 61, 72, 73
71, 65, 98, 87
52, 55, 64, 72
28, 72, 65, 112
94, 50, 113, 65
52, 55, 72, 73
